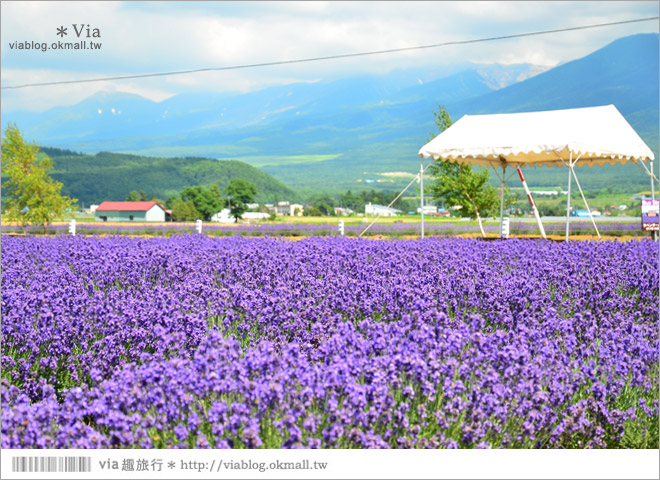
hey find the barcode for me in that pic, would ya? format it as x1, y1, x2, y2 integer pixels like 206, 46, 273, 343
11, 456, 92, 473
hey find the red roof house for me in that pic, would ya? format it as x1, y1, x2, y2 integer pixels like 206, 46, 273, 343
95, 201, 169, 222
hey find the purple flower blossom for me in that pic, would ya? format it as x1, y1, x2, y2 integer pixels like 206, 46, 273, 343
1, 235, 657, 449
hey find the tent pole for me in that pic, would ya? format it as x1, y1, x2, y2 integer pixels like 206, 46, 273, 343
565, 153, 573, 241
570, 166, 601, 239
517, 167, 546, 239
420, 156, 425, 240
499, 165, 506, 239
651, 159, 656, 202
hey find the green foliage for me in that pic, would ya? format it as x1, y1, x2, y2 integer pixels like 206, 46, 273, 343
303, 206, 322, 216
126, 190, 148, 201
425, 106, 508, 220
9, 150, 296, 206
429, 104, 453, 142
225, 179, 257, 221
180, 185, 224, 221
1, 124, 77, 233
170, 199, 201, 222
309, 195, 336, 216
427, 162, 500, 218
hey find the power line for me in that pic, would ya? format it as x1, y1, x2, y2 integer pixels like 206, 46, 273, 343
2, 16, 658, 90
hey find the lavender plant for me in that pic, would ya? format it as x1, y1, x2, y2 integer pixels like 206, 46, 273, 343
1, 235, 657, 448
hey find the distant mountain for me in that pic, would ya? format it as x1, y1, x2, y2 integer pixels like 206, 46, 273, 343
2, 33, 657, 195
438, 33, 659, 191
447, 33, 659, 150
22, 149, 297, 205
256, 33, 658, 194
3, 62, 545, 148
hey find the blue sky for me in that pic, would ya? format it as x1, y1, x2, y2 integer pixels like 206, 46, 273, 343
1, 1, 658, 112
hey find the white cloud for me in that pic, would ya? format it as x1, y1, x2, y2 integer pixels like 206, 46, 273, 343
0, 68, 175, 112
1, 1, 658, 112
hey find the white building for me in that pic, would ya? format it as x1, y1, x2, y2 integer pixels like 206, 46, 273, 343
365, 202, 401, 217
95, 201, 168, 222
416, 205, 438, 215
212, 209, 270, 223
334, 207, 355, 216
212, 208, 235, 223
273, 201, 304, 216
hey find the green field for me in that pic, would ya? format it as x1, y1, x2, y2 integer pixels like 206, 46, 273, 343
235, 154, 343, 168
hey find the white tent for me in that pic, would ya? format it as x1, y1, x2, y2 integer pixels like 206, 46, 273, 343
418, 105, 656, 239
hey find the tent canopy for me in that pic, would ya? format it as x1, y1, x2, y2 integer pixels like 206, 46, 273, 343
418, 105, 655, 168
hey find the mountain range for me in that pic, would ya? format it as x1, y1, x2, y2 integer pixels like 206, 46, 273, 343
3, 33, 658, 196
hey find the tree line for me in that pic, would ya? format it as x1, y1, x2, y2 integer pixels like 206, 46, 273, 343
28, 149, 296, 206
123, 181, 258, 222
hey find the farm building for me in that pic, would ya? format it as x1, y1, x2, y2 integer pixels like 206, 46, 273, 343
334, 207, 355, 216
212, 208, 270, 223
95, 201, 169, 222
365, 202, 401, 217
272, 201, 304, 216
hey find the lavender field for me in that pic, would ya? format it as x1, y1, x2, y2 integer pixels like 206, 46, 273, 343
0, 219, 647, 237
1, 234, 658, 449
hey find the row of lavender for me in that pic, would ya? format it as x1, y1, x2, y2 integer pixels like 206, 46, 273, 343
0, 220, 645, 237
2, 235, 658, 448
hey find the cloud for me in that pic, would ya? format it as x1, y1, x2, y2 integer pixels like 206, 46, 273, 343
0, 67, 175, 112
1, 1, 658, 112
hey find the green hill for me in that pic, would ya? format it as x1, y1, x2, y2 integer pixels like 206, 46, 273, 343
28, 148, 298, 206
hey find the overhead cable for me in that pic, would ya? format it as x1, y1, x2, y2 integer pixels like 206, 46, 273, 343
2, 16, 658, 90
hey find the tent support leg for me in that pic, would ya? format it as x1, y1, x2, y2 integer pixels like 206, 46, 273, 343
499, 166, 506, 238
651, 159, 656, 202
420, 156, 425, 239
517, 167, 546, 239
571, 166, 601, 239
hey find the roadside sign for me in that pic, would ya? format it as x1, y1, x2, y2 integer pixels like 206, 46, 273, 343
338, 220, 344, 236
641, 199, 659, 232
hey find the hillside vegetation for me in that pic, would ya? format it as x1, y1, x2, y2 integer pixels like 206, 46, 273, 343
20, 148, 298, 206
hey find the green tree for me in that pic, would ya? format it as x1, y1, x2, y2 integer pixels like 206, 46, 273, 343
126, 191, 138, 201
180, 185, 224, 221
425, 106, 505, 237
225, 179, 257, 221
126, 190, 141, 201
339, 190, 361, 210
127, 190, 160, 202
310, 194, 336, 216
170, 198, 201, 221
303, 206, 323, 216
1, 124, 77, 233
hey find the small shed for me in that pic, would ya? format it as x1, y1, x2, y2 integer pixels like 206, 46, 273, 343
95, 201, 168, 222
